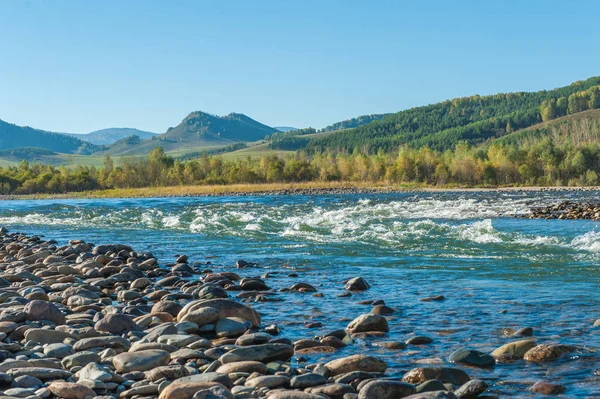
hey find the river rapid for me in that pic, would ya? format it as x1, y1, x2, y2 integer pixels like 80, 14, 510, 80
2, 190, 600, 397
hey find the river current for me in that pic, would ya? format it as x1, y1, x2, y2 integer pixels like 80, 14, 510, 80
2, 191, 600, 397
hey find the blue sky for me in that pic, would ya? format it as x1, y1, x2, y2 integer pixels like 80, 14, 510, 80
1, 0, 599, 134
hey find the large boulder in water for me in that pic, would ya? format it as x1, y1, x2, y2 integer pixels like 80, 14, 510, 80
177, 299, 261, 326
24, 300, 65, 325
344, 277, 370, 291
490, 339, 537, 359
347, 314, 389, 334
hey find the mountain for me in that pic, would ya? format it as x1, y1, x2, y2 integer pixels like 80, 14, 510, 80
320, 114, 390, 132
275, 126, 298, 132
70, 128, 158, 145
105, 111, 278, 156
0, 119, 99, 155
306, 76, 600, 153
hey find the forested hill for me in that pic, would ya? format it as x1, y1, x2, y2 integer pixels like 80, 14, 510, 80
320, 113, 390, 132
306, 76, 600, 153
0, 119, 99, 154
490, 108, 600, 148
105, 111, 278, 155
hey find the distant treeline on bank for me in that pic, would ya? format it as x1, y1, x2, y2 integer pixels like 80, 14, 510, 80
3, 137, 600, 195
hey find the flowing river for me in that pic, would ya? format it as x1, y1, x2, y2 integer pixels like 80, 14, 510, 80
2, 190, 600, 397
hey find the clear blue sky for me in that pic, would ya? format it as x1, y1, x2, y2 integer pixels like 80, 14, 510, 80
1, 0, 599, 134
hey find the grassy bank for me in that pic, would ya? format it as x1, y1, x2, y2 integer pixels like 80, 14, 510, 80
4, 181, 599, 200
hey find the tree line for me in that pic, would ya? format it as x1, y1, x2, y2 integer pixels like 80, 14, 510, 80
3, 140, 600, 195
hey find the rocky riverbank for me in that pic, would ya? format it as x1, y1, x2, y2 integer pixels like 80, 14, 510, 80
3, 184, 600, 201
523, 200, 600, 220
0, 228, 587, 398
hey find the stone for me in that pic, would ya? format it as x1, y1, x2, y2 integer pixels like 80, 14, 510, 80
94, 313, 138, 334
325, 354, 387, 375
48, 382, 96, 399
374, 341, 406, 350
14, 375, 43, 389
245, 375, 290, 389
121, 385, 160, 397
145, 365, 190, 382
512, 327, 534, 337
416, 380, 447, 393
219, 343, 294, 364
24, 300, 65, 325
24, 328, 74, 344
4, 387, 36, 397
179, 306, 220, 326
62, 352, 101, 369
153, 301, 184, 317
7, 367, 72, 380
307, 383, 355, 397
112, 349, 170, 373
490, 339, 537, 359
344, 277, 370, 291
77, 362, 113, 382
158, 381, 233, 399
402, 367, 470, 385
158, 334, 199, 348
235, 332, 271, 346
73, 336, 131, 351
216, 361, 268, 375
43, 343, 74, 358
172, 373, 233, 389
523, 344, 575, 362
358, 380, 417, 399
531, 381, 566, 395
290, 373, 327, 389
347, 314, 389, 334
371, 305, 395, 315
215, 317, 250, 338
404, 392, 459, 399
406, 336, 433, 345
177, 299, 260, 326
453, 379, 488, 399
268, 392, 324, 399
448, 349, 495, 368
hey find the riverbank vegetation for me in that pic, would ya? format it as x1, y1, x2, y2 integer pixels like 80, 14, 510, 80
2, 134, 600, 195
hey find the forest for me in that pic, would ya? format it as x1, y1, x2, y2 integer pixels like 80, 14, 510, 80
2, 136, 600, 195
306, 77, 600, 153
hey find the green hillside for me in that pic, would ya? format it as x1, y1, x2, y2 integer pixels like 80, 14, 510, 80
104, 111, 278, 156
306, 76, 600, 153
0, 119, 99, 154
320, 113, 390, 132
490, 108, 600, 148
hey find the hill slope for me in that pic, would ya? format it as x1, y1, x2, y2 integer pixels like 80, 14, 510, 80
0, 119, 99, 154
306, 77, 600, 153
320, 113, 390, 132
490, 108, 600, 147
105, 111, 278, 156
70, 128, 158, 145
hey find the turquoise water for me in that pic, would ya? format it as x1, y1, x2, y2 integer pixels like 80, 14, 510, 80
3, 191, 600, 397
